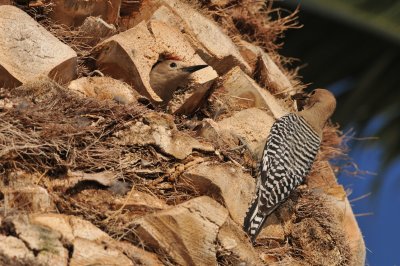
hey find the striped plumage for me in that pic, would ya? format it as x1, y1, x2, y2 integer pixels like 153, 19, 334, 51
243, 113, 321, 242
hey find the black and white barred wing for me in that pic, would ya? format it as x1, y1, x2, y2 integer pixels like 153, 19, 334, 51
243, 114, 321, 241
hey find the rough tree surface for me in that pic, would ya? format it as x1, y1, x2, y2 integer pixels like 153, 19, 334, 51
0, 1, 365, 265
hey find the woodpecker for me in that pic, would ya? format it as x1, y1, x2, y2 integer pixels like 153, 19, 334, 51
243, 89, 336, 243
150, 56, 208, 102
80, 57, 208, 104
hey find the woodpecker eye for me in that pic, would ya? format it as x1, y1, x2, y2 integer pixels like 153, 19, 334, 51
170, 62, 177, 68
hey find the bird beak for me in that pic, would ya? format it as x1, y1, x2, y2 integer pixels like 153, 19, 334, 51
291, 92, 310, 101
291, 92, 310, 111
181, 64, 208, 73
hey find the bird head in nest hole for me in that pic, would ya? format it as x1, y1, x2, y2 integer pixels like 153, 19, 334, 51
150, 53, 209, 102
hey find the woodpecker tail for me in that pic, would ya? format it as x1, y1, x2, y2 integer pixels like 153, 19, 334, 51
243, 195, 278, 243
243, 197, 266, 243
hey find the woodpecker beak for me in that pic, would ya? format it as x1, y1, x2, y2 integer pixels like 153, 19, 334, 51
181, 64, 208, 73
291, 92, 309, 101
291, 92, 310, 111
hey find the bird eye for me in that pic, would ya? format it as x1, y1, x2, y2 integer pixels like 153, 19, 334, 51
311, 91, 316, 95
170, 62, 177, 68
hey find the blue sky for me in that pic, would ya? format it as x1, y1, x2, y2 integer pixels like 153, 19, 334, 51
329, 80, 400, 265
336, 115, 400, 265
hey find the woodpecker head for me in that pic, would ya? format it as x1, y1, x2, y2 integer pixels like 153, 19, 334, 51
150, 57, 208, 102
299, 88, 336, 135
306, 89, 336, 119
